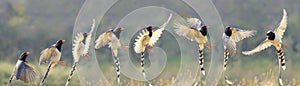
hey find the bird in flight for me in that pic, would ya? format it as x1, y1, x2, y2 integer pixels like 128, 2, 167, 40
223, 26, 256, 84
39, 39, 66, 86
95, 26, 126, 86
174, 18, 208, 85
242, 9, 287, 86
134, 13, 172, 86
65, 19, 96, 86
8, 52, 39, 85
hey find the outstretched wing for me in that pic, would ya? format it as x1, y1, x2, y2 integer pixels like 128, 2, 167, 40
39, 47, 56, 65
134, 30, 149, 53
274, 9, 288, 40
95, 31, 113, 49
72, 33, 85, 62
223, 34, 237, 56
242, 40, 272, 55
186, 18, 202, 30
174, 23, 206, 43
230, 28, 256, 43
17, 62, 39, 83
148, 14, 172, 46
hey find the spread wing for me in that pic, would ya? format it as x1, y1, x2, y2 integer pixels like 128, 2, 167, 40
134, 30, 149, 53
242, 40, 273, 55
186, 18, 202, 30
223, 34, 237, 56
148, 14, 172, 46
84, 19, 95, 54
230, 28, 256, 43
174, 23, 206, 43
72, 33, 85, 62
39, 47, 56, 65
274, 9, 288, 40
95, 31, 113, 49
17, 62, 39, 83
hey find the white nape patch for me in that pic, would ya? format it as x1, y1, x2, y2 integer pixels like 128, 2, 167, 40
226, 80, 233, 84
15, 60, 23, 68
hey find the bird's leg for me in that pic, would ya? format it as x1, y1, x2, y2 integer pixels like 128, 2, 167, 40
282, 43, 288, 48
82, 54, 89, 60
205, 43, 215, 50
120, 46, 129, 50
59, 61, 67, 66
146, 45, 154, 53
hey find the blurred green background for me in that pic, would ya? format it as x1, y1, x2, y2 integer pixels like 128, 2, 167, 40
0, 0, 300, 86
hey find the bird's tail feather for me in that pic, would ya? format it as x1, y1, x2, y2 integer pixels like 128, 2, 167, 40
140, 52, 152, 85
113, 54, 120, 85
8, 73, 14, 85
65, 62, 78, 86
277, 49, 286, 70
40, 63, 52, 86
224, 49, 233, 84
277, 49, 285, 85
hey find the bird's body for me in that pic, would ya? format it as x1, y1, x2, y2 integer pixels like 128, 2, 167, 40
242, 9, 287, 85
223, 26, 256, 84
8, 52, 39, 85
134, 14, 172, 85
65, 19, 95, 86
39, 40, 65, 86
95, 27, 124, 86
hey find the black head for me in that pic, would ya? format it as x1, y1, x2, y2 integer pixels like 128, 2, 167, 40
82, 33, 89, 44
146, 26, 154, 37
19, 52, 30, 61
266, 31, 275, 40
113, 27, 125, 38
200, 25, 208, 36
55, 40, 65, 52
146, 26, 154, 31
225, 26, 233, 37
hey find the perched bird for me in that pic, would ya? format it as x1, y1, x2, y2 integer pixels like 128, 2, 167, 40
65, 19, 95, 86
242, 9, 287, 85
8, 52, 39, 85
223, 26, 256, 84
174, 18, 208, 85
95, 27, 125, 86
134, 14, 172, 85
39, 40, 66, 86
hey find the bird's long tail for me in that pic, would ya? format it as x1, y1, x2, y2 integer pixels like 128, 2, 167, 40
224, 49, 233, 84
140, 52, 152, 85
113, 54, 121, 86
199, 49, 205, 75
7, 73, 14, 85
40, 63, 53, 86
193, 49, 205, 86
277, 48, 286, 85
65, 62, 78, 86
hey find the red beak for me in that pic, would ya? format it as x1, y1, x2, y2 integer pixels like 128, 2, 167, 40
26, 52, 30, 55
120, 27, 125, 30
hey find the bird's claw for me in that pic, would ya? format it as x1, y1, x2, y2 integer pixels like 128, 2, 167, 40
59, 61, 67, 66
